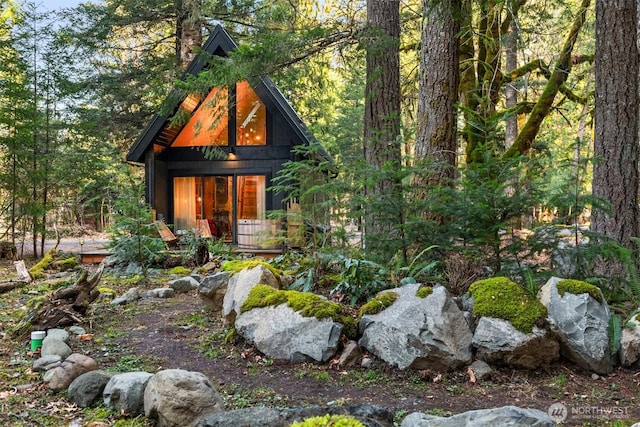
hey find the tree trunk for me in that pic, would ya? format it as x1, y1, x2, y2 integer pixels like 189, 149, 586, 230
590, 0, 639, 274
503, 0, 591, 158
175, 0, 203, 67
362, 0, 402, 259
414, 0, 461, 189
504, 18, 518, 149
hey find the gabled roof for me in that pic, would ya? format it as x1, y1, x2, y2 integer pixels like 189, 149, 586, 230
126, 25, 332, 164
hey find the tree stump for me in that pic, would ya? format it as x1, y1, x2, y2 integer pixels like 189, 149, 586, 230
12, 264, 104, 338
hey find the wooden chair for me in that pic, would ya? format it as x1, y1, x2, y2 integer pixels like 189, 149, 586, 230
155, 221, 179, 248
196, 219, 213, 238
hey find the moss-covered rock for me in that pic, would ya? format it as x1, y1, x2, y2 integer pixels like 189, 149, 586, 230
291, 414, 364, 427
241, 285, 357, 339
168, 266, 191, 276
557, 279, 603, 303
358, 292, 399, 318
469, 277, 547, 334
221, 259, 282, 278
416, 286, 433, 299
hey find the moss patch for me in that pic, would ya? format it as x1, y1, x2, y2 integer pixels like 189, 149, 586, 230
469, 277, 547, 334
28, 250, 56, 280
221, 260, 282, 278
557, 279, 603, 303
358, 292, 399, 318
168, 266, 191, 276
416, 286, 433, 299
291, 414, 364, 427
241, 285, 357, 339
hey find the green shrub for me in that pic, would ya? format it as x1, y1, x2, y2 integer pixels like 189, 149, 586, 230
469, 277, 547, 333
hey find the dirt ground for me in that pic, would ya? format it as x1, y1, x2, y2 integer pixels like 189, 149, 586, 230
1, 259, 640, 426
94, 288, 640, 426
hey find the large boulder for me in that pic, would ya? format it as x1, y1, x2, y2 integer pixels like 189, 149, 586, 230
144, 369, 225, 427
222, 265, 280, 324
539, 277, 614, 374
359, 284, 473, 371
103, 372, 154, 416
47, 353, 99, 392
401, 406, 554, 427
68, 371, 113, 408
198, 271, 230, 312
472, 317, 559, 368
620, 311, 640, 367
236, 302, 343, 362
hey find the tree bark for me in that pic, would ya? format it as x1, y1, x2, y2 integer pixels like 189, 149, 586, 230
362, 0, 402, 259
590, 0, 639, 273
175, 0, 203, 67
414, 0, 461, 188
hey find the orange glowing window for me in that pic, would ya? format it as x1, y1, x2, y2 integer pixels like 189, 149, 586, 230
236, 81, 266, 146
172, 87, 229, 147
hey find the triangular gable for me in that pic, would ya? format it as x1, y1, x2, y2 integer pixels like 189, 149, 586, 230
126, 25, 331, 164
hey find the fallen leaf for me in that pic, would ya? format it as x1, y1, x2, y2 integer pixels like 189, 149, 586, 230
78, 334, 94, 341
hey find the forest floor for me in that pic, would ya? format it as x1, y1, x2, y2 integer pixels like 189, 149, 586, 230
0, 258, 639, 426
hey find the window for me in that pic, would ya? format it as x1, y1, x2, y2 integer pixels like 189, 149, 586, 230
173, 175, 267, 242
236, 81, 266, 146
172, 88, 229, 147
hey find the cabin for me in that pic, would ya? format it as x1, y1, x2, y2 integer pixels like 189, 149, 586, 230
126, 25, 332, 251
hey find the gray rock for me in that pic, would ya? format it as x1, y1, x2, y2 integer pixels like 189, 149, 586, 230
222, 265, 280, 324
338, 340, 362, 368
104, 371, 154, 416
41, 338, 72, 359
197, 406, 286, 427
400, 406, 554, 427
539, 277, 614, 374
472, 317, 559, 368
33, 355, 62, 372
236, 304, 342, 362
45, 328, 69, 342
47, 353, 99, 392
68, 326, 87, 335
469, 360, 493, 381
144, 369, 225, 427
124, 262, 143, 276
198, 404, 394, 427
43, 369, 56, 382
144, 288, 176, 299
168, 276, 200, 293
198, 272, 230, 311
111, 287, 140, 305
68, 371, 113, 408
620, 311, 640, 367
359, 284, 473, 371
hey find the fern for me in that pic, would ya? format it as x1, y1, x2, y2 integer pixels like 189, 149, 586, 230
609, 315, 622, 356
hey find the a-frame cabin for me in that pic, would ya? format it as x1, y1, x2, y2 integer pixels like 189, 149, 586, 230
126, 25, 331, 249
